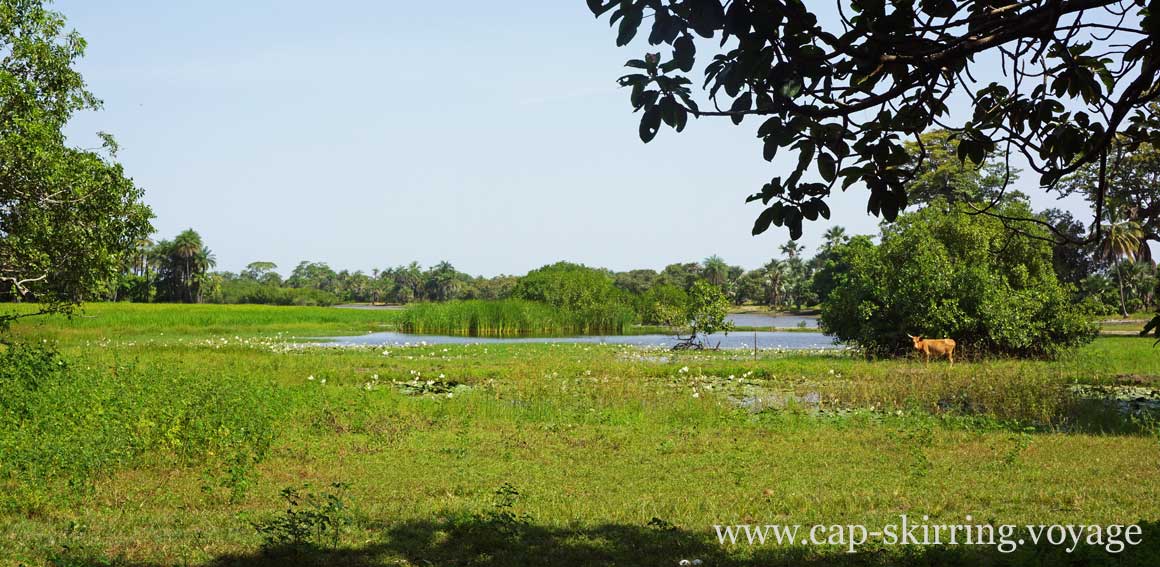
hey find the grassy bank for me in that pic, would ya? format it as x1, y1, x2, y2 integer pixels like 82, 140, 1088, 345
6, 302, 403, 340
2, 304, 1159, 566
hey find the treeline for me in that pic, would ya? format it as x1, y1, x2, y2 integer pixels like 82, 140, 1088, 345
107, 220, 1156, 323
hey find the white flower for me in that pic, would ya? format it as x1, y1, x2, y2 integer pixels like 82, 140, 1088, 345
692, 391, 700, 398
439, 374, 445, 379
320, 378, 327, 385
307, 375, 315, 381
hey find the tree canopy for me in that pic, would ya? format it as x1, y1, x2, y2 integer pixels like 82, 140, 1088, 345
820, 200, 1097, 357
588, 0, 1160, 241
0, 0, 152, 325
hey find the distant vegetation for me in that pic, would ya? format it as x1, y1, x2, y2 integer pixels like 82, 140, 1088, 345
6, 197, 1158, 351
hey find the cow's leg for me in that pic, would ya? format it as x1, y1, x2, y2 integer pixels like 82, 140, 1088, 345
948, 347, 954, 366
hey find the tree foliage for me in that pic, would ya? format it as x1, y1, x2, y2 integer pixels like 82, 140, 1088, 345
589, 0, 1160, 241
151, 230, 215, 303
679, 280, 733, 346
1061, 138, 1160, 252
511, 261, 637, 324
820, 202, 1097, 357
0, 0, 153, 325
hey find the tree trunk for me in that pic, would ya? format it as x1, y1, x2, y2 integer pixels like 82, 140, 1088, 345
1116, 261, 1129, 317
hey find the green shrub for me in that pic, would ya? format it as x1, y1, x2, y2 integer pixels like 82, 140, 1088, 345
635, 284, 688, 326
820, 201, 1097, 358
252, 482, 353, 552
511, 262, 638, 328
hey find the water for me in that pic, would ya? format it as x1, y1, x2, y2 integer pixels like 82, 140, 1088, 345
319, 330, 839, 350
726, 312, 818, 328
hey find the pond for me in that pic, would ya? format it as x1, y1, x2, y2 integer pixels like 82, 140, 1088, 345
318, 330, 840, 350
726, 312, 819, 328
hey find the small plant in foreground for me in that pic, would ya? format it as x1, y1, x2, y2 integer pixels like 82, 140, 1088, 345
472, 482, 532, 537
252, 482, 352, 551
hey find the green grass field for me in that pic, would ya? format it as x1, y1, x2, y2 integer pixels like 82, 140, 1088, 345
3, 304, 1160, 566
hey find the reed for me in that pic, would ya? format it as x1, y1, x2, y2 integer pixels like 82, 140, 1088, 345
398, 299, 636, 336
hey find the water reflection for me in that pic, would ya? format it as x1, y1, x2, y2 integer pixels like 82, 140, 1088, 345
320, 330, 838, 350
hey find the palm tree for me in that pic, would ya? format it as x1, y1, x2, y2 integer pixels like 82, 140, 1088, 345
780, 241, 803, 259
762, 259, 785, 308
1099, 209, 1145, 317
702, 255, 729, 287
822, 226, 849, 250
132, 237, 154, 276
171, 230, 204, 302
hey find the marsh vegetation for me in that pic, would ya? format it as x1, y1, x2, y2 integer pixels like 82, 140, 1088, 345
3, 305, 1159, 565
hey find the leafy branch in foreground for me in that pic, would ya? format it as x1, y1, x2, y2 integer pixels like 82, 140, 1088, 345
588, 0, 1160, 241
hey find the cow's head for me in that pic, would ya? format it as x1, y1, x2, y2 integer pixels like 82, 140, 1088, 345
907, 334, 922, 348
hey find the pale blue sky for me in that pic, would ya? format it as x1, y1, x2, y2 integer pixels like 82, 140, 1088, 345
59, 1, 1088, 276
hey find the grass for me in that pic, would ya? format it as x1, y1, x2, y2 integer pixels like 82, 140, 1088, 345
2, 304, 1160, 566
6, 302, 404, 341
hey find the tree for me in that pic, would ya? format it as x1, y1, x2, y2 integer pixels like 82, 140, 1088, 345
658, 262, 702, 290
589, 1, 1160, 242
675, 280, 733, 349
701, 254, 729, 287
779, 241, 803, 259
812, 235, 875, 306
423, 261, 463, 302
242, 262, 280, 285
512, 261, 622, 312
152, 230, 215, 303
1061, 138, 1160, 255
820, 202, 1097, 358
287, 261, 338, 293
902, 130, 1023, 208
821, 226, 849, 251
1100, 208, 1146, 317
761, 259, 785, 308
1040, 208, 1096, 288
637, 283, 688, 326
1, 0, 153, 326
613, 269, 660, 295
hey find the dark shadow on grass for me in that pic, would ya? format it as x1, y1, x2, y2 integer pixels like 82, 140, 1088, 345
46, 517, 1160, 567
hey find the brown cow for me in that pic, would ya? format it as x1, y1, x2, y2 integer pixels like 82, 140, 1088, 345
907, 334, 956, 365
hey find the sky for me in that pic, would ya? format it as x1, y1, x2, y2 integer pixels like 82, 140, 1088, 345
57, 1, 1095, 277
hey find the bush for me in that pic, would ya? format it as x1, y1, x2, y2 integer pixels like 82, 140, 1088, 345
214, 279, 340, 306
820, 201, 1097, 358
511, 262, 638, 329
635, 284, 688, 326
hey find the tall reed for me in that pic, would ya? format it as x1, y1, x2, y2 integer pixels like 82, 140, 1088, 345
398, 299, 635, 336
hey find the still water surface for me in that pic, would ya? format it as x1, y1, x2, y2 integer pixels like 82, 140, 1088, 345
322, 330, 838, 350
